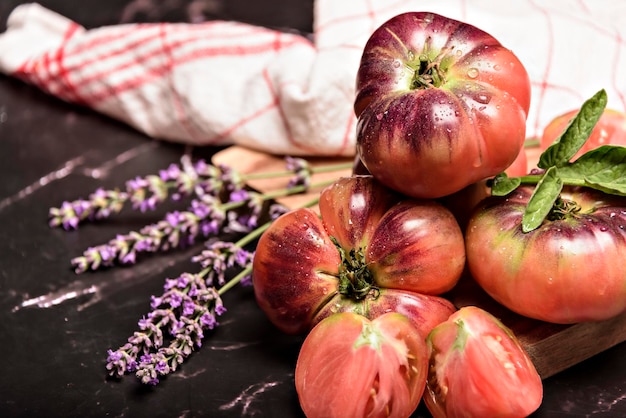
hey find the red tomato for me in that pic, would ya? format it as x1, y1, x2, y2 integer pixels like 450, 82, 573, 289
354, 12, 531, 199
295, 312, 428, 418
540, 108, 626, 160
465, 186, 626, 323
505, 146, 529, 177
424, 306, 543, 418
252, 175, 464, 335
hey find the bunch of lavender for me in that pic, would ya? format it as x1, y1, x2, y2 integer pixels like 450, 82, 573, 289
49, 153, 352, 384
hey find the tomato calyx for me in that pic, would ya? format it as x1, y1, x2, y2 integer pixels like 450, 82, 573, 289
546, 197, 582, 221
332, 236, 379, 301
410, 37, 451, 89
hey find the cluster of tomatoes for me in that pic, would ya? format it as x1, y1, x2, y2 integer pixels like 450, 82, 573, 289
251, 12, 626, 418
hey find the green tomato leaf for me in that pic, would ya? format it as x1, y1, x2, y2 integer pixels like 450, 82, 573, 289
557, 145, 626, 195
522, 166, 563, 233
490, 172, 521, 196
537, 89, 607, 169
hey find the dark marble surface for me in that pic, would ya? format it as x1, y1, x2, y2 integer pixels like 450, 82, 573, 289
0, 1, 624, 417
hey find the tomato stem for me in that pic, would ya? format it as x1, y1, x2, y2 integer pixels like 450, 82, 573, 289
516, 173, 589, 188
331, 237, 379, 301
410, 37, 450, 89
546, 197, 581, 221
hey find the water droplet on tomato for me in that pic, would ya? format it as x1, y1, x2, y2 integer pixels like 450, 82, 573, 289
376, 113, 384, 120
455, 49, 463, 57
393, 60, 401, 68
478, 106, 486, 111
467, 68, 479, 78
493, 64, 501, 71
476, 94, 490, 104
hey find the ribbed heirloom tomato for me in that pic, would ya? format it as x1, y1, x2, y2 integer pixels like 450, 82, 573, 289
465, 185, 626, 323
424, 306, 543, 418
252, 175, 464, 337
354, 12, 531, 199
295, 312, 429, 418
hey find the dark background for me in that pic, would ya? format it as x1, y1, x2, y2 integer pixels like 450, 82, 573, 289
0, 1, 624, 417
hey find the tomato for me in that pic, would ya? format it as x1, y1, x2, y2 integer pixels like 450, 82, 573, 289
424, 306, 543, 418
505, 145, 529, 177
540, 108, 626, 160
354, 12, 531, 199
465, 186, 626, 323
252, 175, 464, 335
295, 312, 428, 418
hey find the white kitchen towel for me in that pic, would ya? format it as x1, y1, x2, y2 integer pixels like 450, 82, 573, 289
0, 1, 624, 157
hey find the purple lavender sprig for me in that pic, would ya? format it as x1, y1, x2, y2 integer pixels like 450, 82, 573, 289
285, 156, 312, 189
48, 188, 128, 230
49, 156, 351, 232
105, 241, 252, 385
49, 157, 225, 230
70, 191, 274, 274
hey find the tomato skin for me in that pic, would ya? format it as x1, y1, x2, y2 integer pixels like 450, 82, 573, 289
318, 175, 400, 250
313, 288, 456, 340
295, 312, 428, 418
424, 306, 543, 418
354, 12, 530, 199
253, 208, 342, 335
366, 200, 465, 294
252, 175, 465, 335
465, 186, 626, 323
541, 108, 626, 160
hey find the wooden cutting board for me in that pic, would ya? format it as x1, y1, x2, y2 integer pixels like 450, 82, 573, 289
213, 145, 626, 379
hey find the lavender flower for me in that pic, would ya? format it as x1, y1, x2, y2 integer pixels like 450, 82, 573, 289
71, 195, 227, 274
269, 202, 289, 220
48, 188, 127, 230
49, 156, 227, 229
217, 163, 244, 193
106, 271, 227, 385
285, 156, 312, 189
50, 154, 332, 232
191, 241, 254, 286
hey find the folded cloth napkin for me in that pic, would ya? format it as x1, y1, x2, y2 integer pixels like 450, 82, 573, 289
0, 1, 624, 157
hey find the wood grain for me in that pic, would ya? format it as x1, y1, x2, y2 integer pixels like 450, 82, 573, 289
213, 145, 626, 379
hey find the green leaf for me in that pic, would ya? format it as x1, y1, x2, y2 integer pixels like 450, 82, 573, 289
557, 145, 626, 195
537, 89, 608, 169
490, 172, 521, 196
522, 167, 563, 233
